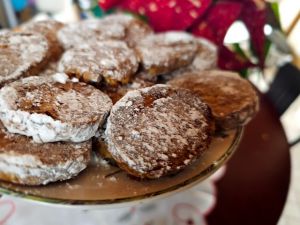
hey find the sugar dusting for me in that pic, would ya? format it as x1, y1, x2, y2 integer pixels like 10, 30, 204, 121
58, 40, 138, 84
135, 31, 197, 77
106, 84, 211, 178
0, 32, 49, 86
0, 76, 112, 143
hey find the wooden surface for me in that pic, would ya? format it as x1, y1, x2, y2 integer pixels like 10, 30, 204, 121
207, 94, 291, 225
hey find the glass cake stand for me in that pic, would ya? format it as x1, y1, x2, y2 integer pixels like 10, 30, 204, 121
0, 128, 243, 209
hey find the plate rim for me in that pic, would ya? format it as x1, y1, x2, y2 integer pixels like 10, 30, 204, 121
0, 127, 243, 207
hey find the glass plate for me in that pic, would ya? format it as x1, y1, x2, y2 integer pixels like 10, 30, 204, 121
0, 128, 243, 208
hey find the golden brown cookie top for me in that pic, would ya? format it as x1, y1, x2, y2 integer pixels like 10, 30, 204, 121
0, 32, 49, 86
135, 31, 198, 78
106, 84, 212, 179
168, 70, 259, 130
58, 40, 139, 86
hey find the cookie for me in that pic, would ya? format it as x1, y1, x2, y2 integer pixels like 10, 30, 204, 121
100, 14, 153, 47
58, 40, 139, 86
105, 84, 212, 179
168, 70, 259, 130
57, 14, 152, 49
135, 31, 198, 80
0, 122, 91, 185
0, 32, 49, 87
18, 20, 64, 61
0, 74, 112, 143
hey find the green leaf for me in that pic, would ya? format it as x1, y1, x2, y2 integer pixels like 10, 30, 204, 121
270, 2, 280, 26
264, 38, 272, 59
233, 43, 248, 59
239, 68, 249, 78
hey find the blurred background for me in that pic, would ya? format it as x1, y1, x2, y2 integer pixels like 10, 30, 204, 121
0, 0, 300, 224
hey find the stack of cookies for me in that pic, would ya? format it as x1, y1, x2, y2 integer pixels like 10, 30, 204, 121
0, 14, 259, 185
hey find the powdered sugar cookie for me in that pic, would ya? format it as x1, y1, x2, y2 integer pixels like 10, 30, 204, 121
0, 75, 112, 143
58, 40, 139, 86
105, 84, 212, 179
135, 31, 198, 80
168, 70, 259, 130
0, 32, 49, 87
57, 14, 152, 49
0, 122, 91, 185
18, 20, 64, 61
100, 14, 153, 47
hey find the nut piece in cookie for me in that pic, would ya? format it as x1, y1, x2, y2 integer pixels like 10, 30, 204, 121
0, 75, 112, 143
135, 31, 198, 80
0, 122, 91, 185
58, 40, 139, 86
100, 77, 155, 104
105, 84, 213, 179
168, 70, 259, 130
0, 32, 49, 87
17, 20, 65, 61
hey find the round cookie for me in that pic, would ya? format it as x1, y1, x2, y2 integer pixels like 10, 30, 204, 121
58, 40, 139, 86
0, 32, 49, 87
57, 14, 152, 49
18, 20, 65, 61
105, 84, 213, 179
0, 74, 113, 143
0, 122, 91, 185
168, 70, 259, 130
135, 31, 198, 80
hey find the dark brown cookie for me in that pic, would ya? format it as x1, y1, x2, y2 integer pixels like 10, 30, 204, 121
135, 31, 198, 80
105, 84, 213, 179
168, 70, 259, 130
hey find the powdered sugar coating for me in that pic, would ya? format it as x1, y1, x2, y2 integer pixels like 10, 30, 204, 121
0, 32, 49, 86
135, 31, 198, 79
191, 38, 218, 71
57, 14, 152, 49
106, 84, 212, 178
58, 40, 139, 85
0, 122, 91, 185
100, 14, 153, 47
0, 76, 112, 143
19, 20, 64, 60
57, 19, 125, 49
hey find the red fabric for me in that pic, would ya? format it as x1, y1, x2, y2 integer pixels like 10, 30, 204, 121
240, 0, 267, 67
119, 0, 212, 31
192, 1, 242, 45
98, 0, 122, 10
218, 45, 254, 71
